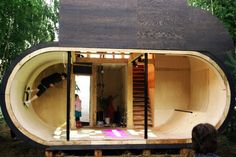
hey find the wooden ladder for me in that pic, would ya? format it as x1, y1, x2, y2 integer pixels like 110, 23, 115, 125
133, 65, 153, 129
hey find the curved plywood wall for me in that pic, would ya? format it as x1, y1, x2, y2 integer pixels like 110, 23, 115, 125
0, 45, 234, 148
153, 55, 230, 137
1, 48, 68, 145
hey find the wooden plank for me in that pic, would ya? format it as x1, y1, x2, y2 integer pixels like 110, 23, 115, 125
75, 58, 128, 64
94, 150, 102, 157
143, 149, 151, 156
180, 148, 191, 157
127, 63, 133, 128
45, 150, 53, 157
92, 64, 97, 126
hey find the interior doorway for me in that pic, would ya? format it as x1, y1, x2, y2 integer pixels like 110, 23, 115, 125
75, 75, 91, 123
96, 64, 126, 127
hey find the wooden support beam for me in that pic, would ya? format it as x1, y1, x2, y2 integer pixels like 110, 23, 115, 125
129, 53, 143, 63
45, 150, 53, 157
142, 150, 151, 157
92, 64, 98, 126
127, 63, 133, 128
94, 150, 102, 157
75, 58, 128, 64
180, 148, 191, 157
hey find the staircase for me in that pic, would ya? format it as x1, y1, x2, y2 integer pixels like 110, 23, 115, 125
133, 65, 153, 128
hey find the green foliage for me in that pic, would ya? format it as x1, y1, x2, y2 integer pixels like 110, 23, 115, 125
225, 52, 236, 81
188, 0, 236, 41
217, 135, 236, 156
0, 0, 59, 79
224, 52, 236, 140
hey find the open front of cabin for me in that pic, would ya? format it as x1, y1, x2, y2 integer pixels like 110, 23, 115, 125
2, 47, 230, 147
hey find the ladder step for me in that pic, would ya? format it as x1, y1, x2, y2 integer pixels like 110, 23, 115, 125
133, 65, 152, 128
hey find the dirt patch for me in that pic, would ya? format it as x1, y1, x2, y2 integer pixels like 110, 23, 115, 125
0, 119, 44, 157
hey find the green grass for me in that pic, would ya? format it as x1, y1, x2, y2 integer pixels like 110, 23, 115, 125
217, 134, 236, 157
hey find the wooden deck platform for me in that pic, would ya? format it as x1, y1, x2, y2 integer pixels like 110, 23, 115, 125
52, 127, 191, 145
45, 148, 192, 157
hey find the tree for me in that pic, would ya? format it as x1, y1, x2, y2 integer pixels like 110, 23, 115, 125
188, 0, 236, 42
0, 0, 59, 79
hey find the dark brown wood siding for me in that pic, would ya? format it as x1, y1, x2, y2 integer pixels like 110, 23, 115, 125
59, 0, 234, 60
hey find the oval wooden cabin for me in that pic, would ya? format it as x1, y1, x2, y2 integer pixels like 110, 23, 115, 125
0, 0, 235, 150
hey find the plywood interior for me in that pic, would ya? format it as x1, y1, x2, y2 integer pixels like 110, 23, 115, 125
9, 51, 68, 143
33, 64, 67, 127
5, 48, 231, 146
153, 55, 228, 136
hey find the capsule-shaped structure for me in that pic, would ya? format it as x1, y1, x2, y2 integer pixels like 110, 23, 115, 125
0, 0, 235, 150
0, 46, 234, 148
